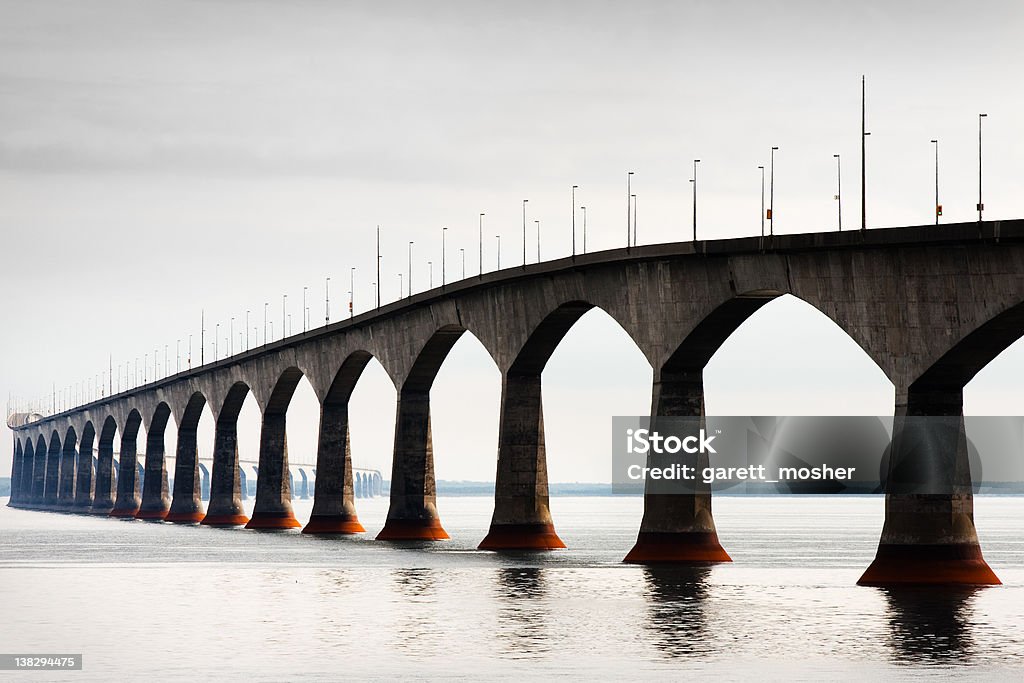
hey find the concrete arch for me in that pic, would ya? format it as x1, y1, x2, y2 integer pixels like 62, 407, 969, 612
74, 421, 96, 508
111, 408, 144, 516
44, 430, 62, 505
909, 299, 1024, 413
32, 435, 47, 504
137, 402, 172, 519
167, 391, 208, 523
202, 381, 251, 526
246, 366, 306, 528
59, 425, 78, 507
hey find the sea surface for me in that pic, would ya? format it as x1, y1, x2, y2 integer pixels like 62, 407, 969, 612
1, 495, 1022, 681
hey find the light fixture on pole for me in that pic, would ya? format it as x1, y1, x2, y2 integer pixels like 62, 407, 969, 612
978, 113, 988, 224
769, 146, 778, 236
692, 159, 700, 241
834, 154, 842, 231
627, 171, 634, 248
931, 139, 940, 225
408, 241, 414, 298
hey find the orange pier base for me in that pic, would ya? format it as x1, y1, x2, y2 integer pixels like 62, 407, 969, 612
623, 531, 733, 564
858, 543, 1001, 586
134, 509, 169, 521
245, 512, 302, 530
478, 523, 566, 550
376, 518, 449, 541
302, 515, 366, 535
164, 510, 206, 524
108, 507, 140, 518
201, 513, 250, 527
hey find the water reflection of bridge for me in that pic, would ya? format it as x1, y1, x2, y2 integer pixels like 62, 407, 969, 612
87, 451, 383, 501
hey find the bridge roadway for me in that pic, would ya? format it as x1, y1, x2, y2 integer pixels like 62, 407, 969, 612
9, 219, 1024, 585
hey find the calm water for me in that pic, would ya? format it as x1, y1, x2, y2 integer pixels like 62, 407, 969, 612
1, 495, 1023, 680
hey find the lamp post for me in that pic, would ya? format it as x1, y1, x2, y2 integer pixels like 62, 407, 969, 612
230, 318, 234, 355
188, 335, 192, 369
631, 194, 637, 245
302, 287, 308, 332
931, 139, 939, 224
581, 206, 587, 253
758, 166, 765, 239
535, 220, 541, 262
627, 171, 634, 248
496, 235, 501, 269
282, 294, 287, 338
978, 113, 988, 223
408, 242, 414, 298
479, 213, 485, 276
349, 267, 354, 318
325, 276, 330, 325
861, 74, 868, 231
692, 159, 700, 241
376, 225, 381, 308
460, 248, 465, 279
571, 185, 578, 256
215, 324, 220, 359
522, 199, 528, 266
399, 272, 403, 298
176, 339, 180, 373
442, 226, 447, 286
263, 302, 268, 345
834, 154, 842, 231
428, 261, 433, 288
769, 146, 778, 236
245, 310, 250, 351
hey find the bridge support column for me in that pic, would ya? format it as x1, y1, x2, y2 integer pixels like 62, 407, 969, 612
111, 434, 141, 517
377, 389, 448, 540
304, 402, 364, 534
858, 392, 999, 586
31, 446, 46, 507
167, 422, 204, 523
136, 428, 170, 521
58, 441, 77, 510
624, 375, 731, 564
246, 413, 300, 529
43, 440, 61, 508
9, 445, 23, 506
74, 450, 94, 511
480, 372, 564, 550
202, 417, 248, 526
92, 439, 115, 514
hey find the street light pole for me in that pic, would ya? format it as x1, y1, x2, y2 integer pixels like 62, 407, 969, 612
408, 242, 414, 297
442, 226, 447, 286
428, 261, 433, 288
535, 220, 541, 262
325, 276, 330, 325
230, 317, 234, 355
479, 213, 485, 276
571, 185, 578, 256
978, 113, 988, 224
522, 199, 528, 266
626, 171, 634, 248
931, 139, 939, 224
758, 166, 765, 239
770, 146, 778, 236
496, 235, 501, 269
692, 159, 700, 241
302, 287, 307, 332
263, 303, 268, 345
349, 267, 355, 317
245, 310, 250, 350
399, 272, 403, 298
460, 248, 465, 279
376, 226, 381, 308
581, 206, 587, 253
834, 154, 842, 231
631, 194, 637, 245
861, 74, 868, 231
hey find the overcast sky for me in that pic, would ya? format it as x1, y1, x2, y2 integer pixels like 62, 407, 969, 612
2, 0, 1024, 483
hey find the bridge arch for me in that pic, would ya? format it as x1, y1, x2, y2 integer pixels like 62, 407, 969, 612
43, 430, 61, 505
304, 350, 379, 534
111, 409, 144, 516
246, 367, 306, 528
92, 415, 118, 513
59, 425, 78, 507
74, 420, 96, 508
167, 392, 209, 523
136, 402, 172, 520
202, 382, 251, 526
10, 439, 24, 505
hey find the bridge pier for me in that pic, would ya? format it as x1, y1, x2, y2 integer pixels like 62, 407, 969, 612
167, 420, 205, 523
480, 372, 565, 550
625, 375, 731, 564
73, 425, 95, 511
377, 389, 448, 540
246, 412, 301, 529
136, 415, 170, 521
43, 437, 61, 509
202, 417, 248, 526
30, 441, 46, 506
303, 401, 364, 534
91, 428, 116, 514
58, 438, 77, 510
111, 421, 141, 517
858, 392, 999, 586
9, 443, 23, 506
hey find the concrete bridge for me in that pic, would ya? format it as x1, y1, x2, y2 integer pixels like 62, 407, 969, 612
8, 220, 1022, 585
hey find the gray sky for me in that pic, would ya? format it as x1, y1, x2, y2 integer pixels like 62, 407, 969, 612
2, 0, 1024, 482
